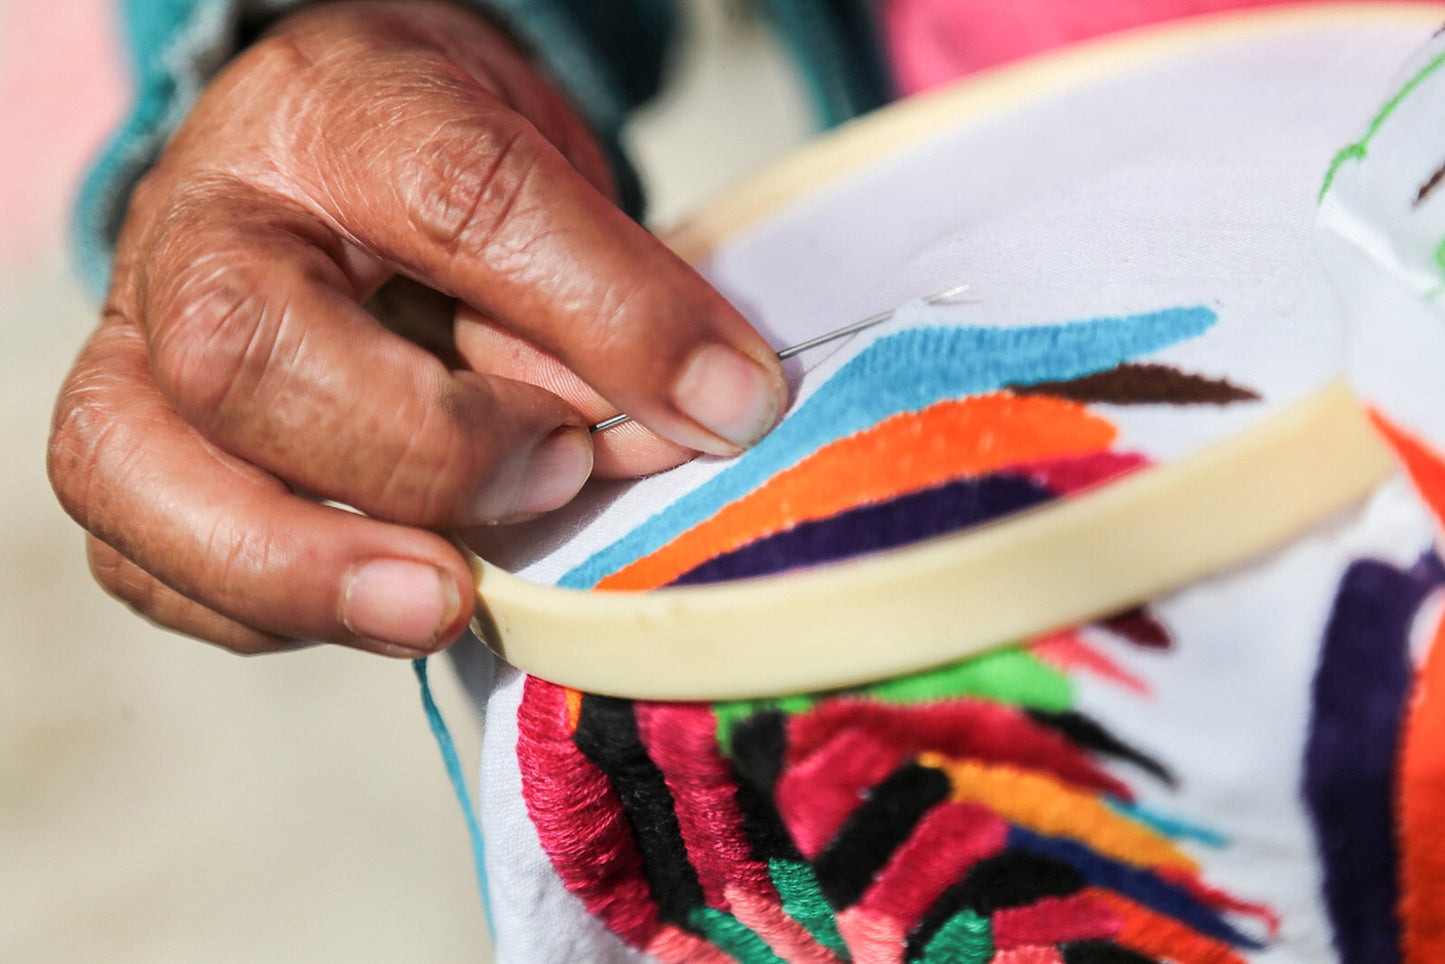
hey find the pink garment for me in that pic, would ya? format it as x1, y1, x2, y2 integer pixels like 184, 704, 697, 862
883, 0, 1428, 94
0, 0, 126, 275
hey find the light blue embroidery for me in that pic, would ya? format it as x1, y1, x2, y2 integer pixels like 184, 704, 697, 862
1107, 799, 1230, 848
562, 306, 1216, 588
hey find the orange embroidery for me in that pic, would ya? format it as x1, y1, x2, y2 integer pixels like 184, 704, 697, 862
1401, 613, 1445, 963
564, 687, 584, 734
602, 394, 1115, 590
917, 754, 1197, 875
1368, 409, 1445, 527
1090, 889, 1250, 964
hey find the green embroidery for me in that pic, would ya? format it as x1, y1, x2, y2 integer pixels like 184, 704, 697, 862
919, 909, 993, 964
860, 649, 1073, 713
1432, 235, 1445, 299
716, 648, 1073, 753
1321, 49, 1445, 200
770, 858, 851, 959
688, 906, 788, 963
716, 694, 814, 755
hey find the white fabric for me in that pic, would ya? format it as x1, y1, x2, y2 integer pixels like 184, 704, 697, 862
480, 664, 645, 963
483, 19, 1429, 585
462, 17, 1445, 962
471, 485, 1440, 963
1319, 29, 1445, 463
1073, 475, 1436, 960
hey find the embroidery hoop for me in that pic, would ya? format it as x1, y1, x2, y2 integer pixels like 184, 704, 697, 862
461, 4, 1429, 701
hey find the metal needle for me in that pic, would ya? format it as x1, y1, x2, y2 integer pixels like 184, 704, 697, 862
588, 284, 972, 435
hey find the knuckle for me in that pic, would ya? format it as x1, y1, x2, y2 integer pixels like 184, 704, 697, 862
251, 28, 325, 79
138, 179, 356, 433
205, 516, 282, 613
585, 278, 653, 352
137, 179, 355, 435
559, 274, 673, 373
47, 384, 103, 529
397, 113, 540, 255
47, 327, 137, 532
221, 28, 332, 131
368, 380, 481, 525
147, 256, 282, 428
86, 537, 157, 616
87, 537, 287, 656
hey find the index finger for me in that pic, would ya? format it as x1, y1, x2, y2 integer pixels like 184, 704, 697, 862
252, 11, 787, 456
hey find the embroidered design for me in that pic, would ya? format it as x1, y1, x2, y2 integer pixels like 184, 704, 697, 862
1357, 411, 1445, 964
1414, 158, 1445, 206
1369, 410, 1445, 528
599, 395, 1122, 591
517, 610, 1274, 962
561, 307, 1216, 588
518, 314, 1275, 960
1029, 632, 1150, 696
1401, 614, 1445, 964
1007, 363, 1259, 406
1435, 237, 1445, 298
1097, 610, 1172, 651
1305, 553, 1445, 963
1321, 47, 1445, 199
520, 556, 1273, 961
670, 473, 1054, 585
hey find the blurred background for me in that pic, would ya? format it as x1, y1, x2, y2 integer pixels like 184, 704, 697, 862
0, 1, 808, 959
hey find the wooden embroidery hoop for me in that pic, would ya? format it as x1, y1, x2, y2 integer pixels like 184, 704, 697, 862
460, 4, 1432, 701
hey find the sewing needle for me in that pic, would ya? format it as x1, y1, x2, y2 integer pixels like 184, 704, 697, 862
589, 284, 972, 434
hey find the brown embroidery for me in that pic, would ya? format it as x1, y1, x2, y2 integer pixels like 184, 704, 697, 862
1008, 363, 1259, 406
1416, 158, 1445, 207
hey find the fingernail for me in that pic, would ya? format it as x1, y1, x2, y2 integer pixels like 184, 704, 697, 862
512, 425, 594, 517
671, 343, 784, 450
341, 560, 461, 650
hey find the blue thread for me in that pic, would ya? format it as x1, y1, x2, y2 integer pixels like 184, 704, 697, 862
562, 308, 1215, 588
1008, 827, 1264, 949
414, 656, 494, 926
1105, 799, 1229, 848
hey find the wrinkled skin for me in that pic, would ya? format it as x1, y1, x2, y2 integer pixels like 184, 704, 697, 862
47, 1, 786, 657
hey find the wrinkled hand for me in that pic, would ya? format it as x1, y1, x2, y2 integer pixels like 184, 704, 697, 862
47, 0, 785, 657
